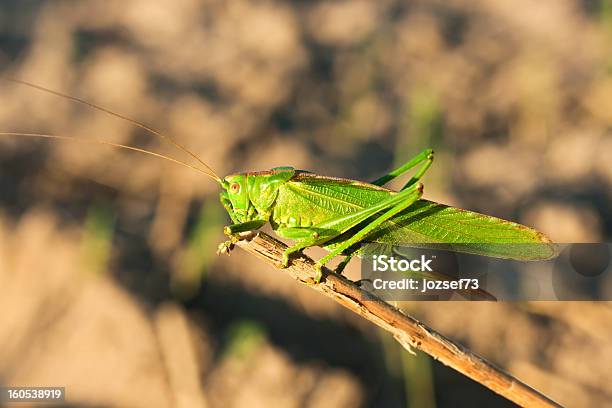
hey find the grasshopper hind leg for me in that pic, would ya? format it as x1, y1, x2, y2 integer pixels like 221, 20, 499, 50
321, 240, 363, 275
371, 148, 433, 190
336, 254, 354, 275
335, 249, 361, 275
314, 183, 424, 279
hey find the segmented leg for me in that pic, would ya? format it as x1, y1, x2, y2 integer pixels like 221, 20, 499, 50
314, 183, 424, 282
276, 227, 337, 267
224, 220, 267, 235
335, 250, 360, 274
371, 148, 433, 190
274, 150, 433, 280
277, 182, 424, 279
217, 220, 266, 255
331, 150, 434, 274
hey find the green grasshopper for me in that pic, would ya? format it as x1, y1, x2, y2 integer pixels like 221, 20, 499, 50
216, 150, 556, 282
3, 79, 557, 283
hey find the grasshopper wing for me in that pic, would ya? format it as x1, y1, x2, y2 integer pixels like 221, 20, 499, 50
365, 200, 558, 261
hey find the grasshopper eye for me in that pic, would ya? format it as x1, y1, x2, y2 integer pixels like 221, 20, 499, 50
230, 183, 240, 193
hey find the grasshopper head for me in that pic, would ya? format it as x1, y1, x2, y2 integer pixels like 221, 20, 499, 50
221, 173, 251, 222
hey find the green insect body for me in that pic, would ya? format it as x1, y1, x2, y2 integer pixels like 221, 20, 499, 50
4, 80, 557, 286
218, 149, 556, 282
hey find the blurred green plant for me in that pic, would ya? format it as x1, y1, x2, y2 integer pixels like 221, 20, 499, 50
597, 0, 612, 74
396, 86, 448, 192
173, 201, 226, 298
222, 320, 268, 362
379, 327, 436, 408
80, 202, 115, 276
407, 87, 444, 151
600, 0, 612, 32
401, 345, 436, 408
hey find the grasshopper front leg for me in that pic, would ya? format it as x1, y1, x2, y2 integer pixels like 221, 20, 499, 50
218, 192, 267, 255
217, 220, 266, 255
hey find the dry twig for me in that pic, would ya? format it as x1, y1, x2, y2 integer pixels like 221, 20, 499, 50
234, 232, 561, 408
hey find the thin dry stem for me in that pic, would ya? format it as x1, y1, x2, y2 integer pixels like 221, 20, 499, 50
234, 232, 562, 408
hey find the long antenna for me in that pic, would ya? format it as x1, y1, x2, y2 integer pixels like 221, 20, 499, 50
6, 78, 221, 182
0, 132, 220, 180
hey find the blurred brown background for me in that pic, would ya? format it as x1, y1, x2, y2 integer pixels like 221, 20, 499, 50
0, 0, 611, 407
